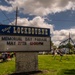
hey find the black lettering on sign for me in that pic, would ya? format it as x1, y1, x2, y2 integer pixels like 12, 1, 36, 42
7, 42, 16, 45
25, 37, 32, 41
35, 38, 47, 41
18, 42, 27, 45
1, 37, 22, 41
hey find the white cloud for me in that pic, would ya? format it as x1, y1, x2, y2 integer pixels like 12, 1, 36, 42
52, 28, 75, 46
10, 16, 54, 33
0, 0, 75, 16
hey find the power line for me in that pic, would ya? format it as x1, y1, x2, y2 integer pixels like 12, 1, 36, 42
50, 19, 75, 22
2, 18, 14, 22
0, 22, 3, 25
54, 20, 75, 22
45, 16, 75, 22
0, 9, 14, 25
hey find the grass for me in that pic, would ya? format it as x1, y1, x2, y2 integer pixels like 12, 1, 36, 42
0, 58, 15, 75
0, 55, 75, 75
38, 55, 75, 75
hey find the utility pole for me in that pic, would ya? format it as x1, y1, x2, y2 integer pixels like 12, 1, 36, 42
15, 7, 18, 25
68, 33, 71, 54
50, 34, 51, 52
69, 33, 70, 43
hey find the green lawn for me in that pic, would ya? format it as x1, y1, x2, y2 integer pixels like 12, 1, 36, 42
0, 58, 15, 75
38, 55, 75, 75
0, 55, 75, 75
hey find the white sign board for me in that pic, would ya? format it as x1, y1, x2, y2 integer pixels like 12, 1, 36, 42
0, 36, 50, 51
0, 25, 50, 52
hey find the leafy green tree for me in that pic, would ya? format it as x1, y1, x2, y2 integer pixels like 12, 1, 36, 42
66, 43, 73, 49
58, 42, 74, 54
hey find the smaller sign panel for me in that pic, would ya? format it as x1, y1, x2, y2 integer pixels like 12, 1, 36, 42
0, 36, 50, 51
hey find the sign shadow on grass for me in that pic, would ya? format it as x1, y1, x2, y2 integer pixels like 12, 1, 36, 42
57, 69, 75, 75
9, 71, 42, 75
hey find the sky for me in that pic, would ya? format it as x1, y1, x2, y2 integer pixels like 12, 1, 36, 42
0, 0, 75, 46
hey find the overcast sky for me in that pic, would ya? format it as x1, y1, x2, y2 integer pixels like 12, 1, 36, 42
0, 0, 75, 46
